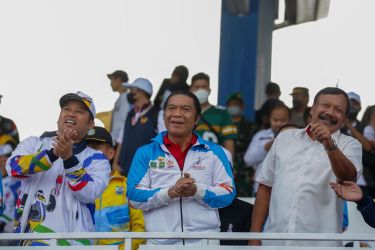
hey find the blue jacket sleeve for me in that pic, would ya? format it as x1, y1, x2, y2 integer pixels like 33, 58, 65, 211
126, 147, 172, 211
357, 196, 375, 228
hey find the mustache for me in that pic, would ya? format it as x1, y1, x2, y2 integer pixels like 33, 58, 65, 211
318, 114, 338, 125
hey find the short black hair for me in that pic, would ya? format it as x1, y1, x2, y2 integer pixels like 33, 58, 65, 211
172, 65, 189, 82
270, 102, 291, 118
191, 72, 210, 87
163, 90, 201, 118
266, 82, 281, 95
313, 87, 350, 115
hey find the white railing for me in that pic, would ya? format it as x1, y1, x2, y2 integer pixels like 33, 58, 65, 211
0, 232, 375, 250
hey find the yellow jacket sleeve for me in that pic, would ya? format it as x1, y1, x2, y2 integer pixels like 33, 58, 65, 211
129, 206, 146, 250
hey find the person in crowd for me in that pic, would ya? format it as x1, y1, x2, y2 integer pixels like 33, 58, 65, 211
86, 126, 145, 250
362, 105, 375, 149
360, 105, 375, 196
114, 78, 159, 176
156, 65, 191, 133
226, 93, 258, 197
340, 92, 373, 195
250, 87, 362, 247
154, 65, 190, 109
190, 72, 237, 157
127, 90, 235, 245
0, 94, 19, 144
244, 103, 290, 195
330, 181, 375, 228
107, 70, 131, 146
255, 82, 283, 129
341, 92, 366, 137
290, 87, 310, 127
0, 136, 19, 227
6, 91, 111, 246
0, 138, 20, 246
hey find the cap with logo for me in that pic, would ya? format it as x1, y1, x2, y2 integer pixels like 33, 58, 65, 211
347, 91, 361, 105
107, 70, 129, 83
59, 91, 96, 119
124, 78, 153, 96
85, 126, 114, 147
290, 87, 309, 96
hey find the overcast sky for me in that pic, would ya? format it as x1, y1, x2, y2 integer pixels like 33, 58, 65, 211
1, 0, 374, 140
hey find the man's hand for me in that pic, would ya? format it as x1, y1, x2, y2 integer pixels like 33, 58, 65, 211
329, 181, 363, 202
310, 123, 333, 150
169, 173, 197, 198
53, 130, 76, 160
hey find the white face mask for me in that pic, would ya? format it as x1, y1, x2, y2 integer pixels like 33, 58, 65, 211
227, 106, 242, 116
193, 89, 210, 104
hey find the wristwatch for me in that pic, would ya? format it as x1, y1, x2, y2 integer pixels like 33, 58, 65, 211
326, 139, 338, 152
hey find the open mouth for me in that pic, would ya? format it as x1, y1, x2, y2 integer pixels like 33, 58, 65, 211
171, 120, 184, 126
65, 119, 76, 125
318, 114, 337, 125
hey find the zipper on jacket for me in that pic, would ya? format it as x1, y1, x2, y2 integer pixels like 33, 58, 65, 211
179, 170, 185, 245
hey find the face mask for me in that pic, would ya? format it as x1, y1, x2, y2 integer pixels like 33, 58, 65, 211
227, 106, 242, 116
292, 99, 303, 109
347, 107, 360, 120
193, 89, 210, 104
127, 93, 136, 104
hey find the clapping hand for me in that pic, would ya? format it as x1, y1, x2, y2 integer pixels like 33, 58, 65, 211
53, 130, 77, 160
168, 173, 197, 198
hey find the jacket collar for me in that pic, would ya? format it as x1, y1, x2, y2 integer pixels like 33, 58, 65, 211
152, 131, 209, 150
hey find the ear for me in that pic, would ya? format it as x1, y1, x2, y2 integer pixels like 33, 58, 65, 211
195, 115, 201, 125
107, 147, 115, 161
89, 119, 95, 129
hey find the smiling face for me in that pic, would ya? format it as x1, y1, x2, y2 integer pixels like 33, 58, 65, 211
164, 94, 199, 138
310, 94, 348, 133
57, 100, 94, 142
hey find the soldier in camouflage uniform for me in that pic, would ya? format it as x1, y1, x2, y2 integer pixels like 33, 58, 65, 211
227, 93, 258, 197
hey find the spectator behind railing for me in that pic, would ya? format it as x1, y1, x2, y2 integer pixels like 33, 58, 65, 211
226, 93, 258, 197
127, 90, 235, 246
0, 137, 20, 246
5, 91, 111, 246
190, 72, 237, 158
86, 126, 145, 250
250, 87, 362, 247
0, 94, 20, 145
244, 103, 290, 196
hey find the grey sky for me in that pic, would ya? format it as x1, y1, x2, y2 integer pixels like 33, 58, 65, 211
1, 0, 374, 139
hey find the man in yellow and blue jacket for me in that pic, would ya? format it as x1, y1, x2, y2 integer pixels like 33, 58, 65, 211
86, 126, 145, 250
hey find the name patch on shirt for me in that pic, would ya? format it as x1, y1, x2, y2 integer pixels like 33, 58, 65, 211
149, 156, 167, 169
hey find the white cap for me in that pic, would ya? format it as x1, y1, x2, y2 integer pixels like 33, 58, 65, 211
347, 91, 361, 105
124, 78, 153, 96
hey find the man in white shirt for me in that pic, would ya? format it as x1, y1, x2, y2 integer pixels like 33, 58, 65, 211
250, 87, 363, 247
107, 70, 131, 146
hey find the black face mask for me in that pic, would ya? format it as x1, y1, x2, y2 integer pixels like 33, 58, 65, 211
347, 107, 360, 120
127, 93, 136, 104
292, 99, 303, 109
